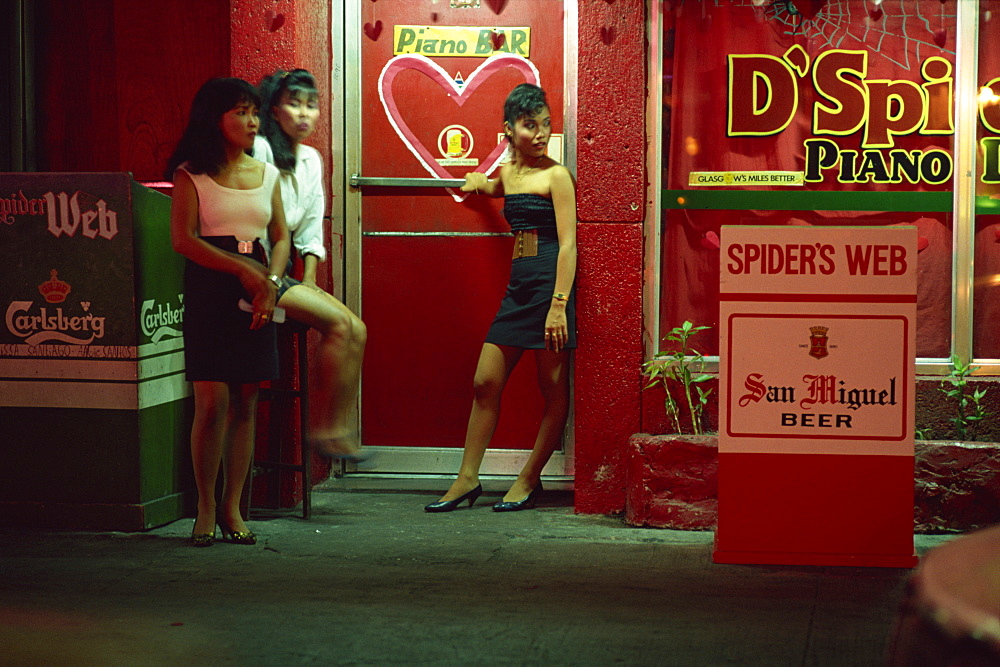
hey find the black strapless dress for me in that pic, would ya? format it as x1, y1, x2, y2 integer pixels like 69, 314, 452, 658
485, 193, 577, 350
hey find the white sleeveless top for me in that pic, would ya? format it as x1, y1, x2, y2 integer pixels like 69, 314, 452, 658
180, 162, 280, 241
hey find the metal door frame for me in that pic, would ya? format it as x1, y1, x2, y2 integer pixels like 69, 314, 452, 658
338, 0, 578, 475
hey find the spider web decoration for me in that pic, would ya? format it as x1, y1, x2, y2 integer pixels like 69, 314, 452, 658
679, 0, 957, 69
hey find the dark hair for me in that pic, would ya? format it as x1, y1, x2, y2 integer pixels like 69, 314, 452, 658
164, 77, 261, 179
503, 83, 548, 139
259, 69, 319, 172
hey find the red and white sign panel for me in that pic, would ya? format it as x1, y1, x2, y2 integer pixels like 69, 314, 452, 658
721, 225, 915, 455
716, 224, 917, 567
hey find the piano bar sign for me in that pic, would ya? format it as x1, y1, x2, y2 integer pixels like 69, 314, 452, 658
393, 25, 530, 57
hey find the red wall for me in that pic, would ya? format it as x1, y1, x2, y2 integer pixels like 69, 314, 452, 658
33, 0, 331, 187
33, 0, 649, 515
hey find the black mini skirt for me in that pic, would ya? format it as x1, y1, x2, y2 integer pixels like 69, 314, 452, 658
485, 234, 577, 350
183, 236, 279, 383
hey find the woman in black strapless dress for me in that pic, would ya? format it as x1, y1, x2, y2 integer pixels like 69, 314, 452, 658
426, 84, 577, 513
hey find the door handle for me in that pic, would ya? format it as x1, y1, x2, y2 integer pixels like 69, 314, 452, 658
350, 173, 466, 189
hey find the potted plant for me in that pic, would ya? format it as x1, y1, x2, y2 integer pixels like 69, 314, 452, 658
626, 322, 718, 529
913, 355, 1000, 532
917, 355, 989, 442
642, 321, 714, 435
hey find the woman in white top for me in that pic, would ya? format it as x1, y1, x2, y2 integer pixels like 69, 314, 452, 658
255, 69, 367, 460
166, 77, 291, 546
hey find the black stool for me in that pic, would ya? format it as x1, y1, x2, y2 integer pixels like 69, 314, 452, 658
251, 323, 312, 519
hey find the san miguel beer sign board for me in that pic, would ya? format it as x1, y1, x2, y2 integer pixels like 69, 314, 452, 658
715, 225, 917, 568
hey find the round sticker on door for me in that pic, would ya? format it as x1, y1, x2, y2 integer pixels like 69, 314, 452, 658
436, 125, 477, 166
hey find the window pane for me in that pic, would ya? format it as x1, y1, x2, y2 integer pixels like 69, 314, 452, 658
974, 1, 1000, 359
659, 0, 956, 358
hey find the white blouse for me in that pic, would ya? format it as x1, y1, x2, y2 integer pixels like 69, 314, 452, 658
253, 135, 326, 262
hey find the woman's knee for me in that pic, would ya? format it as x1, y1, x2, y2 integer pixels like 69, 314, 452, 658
193, 385, 228, 426
472, 371, 504, 401
537, 375, 570, 405
317, 308, 352, 339
324, 311, 365, 347
195, 401, 226, 429
228, 389, 259, 423
351, 315, 367, 346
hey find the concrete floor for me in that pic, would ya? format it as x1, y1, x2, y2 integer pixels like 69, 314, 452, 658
0, 477, 956, 666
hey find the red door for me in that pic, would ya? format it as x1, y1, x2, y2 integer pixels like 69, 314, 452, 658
347, 1, 572, 473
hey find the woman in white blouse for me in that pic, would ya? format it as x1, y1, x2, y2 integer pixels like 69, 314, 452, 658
255, 69, 367, 460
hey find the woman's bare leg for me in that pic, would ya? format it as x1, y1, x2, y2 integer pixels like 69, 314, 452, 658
278, 284, 366, 449
218, 382, 260, 533
435, 343, 522, 502
190, 381, 229, 535
502, 349, 571, 502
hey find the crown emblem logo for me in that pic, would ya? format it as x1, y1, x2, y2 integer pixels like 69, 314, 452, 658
39, 269, 71, 303
808, 325, 829, 359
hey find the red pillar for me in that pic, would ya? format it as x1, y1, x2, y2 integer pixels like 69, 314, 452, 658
573, 0, 647, 514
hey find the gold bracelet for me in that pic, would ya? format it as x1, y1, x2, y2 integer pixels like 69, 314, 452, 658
552, 292, 569, 302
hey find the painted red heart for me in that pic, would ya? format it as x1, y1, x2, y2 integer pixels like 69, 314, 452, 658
378, 54, 540, 201
700, 231, 720, 250
934, 28, 947, 47
364, 20, 383, 42
869, 6, 883, 21
600, 26, 616, 45
266, 10, 285, 32
430, 12, 439, 23
917, 236, 929, 251
490, 31, 506, 51
485, 0, 508, 15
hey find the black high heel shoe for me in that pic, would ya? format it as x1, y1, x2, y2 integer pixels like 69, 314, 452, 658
424, 484, 483, 513
492, 483, 543, 512
190, 530, 215, 548
217, 519, 257, 545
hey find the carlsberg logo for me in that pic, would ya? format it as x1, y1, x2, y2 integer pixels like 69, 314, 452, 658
140, 297, 184, 343
6, 300, 107, 345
